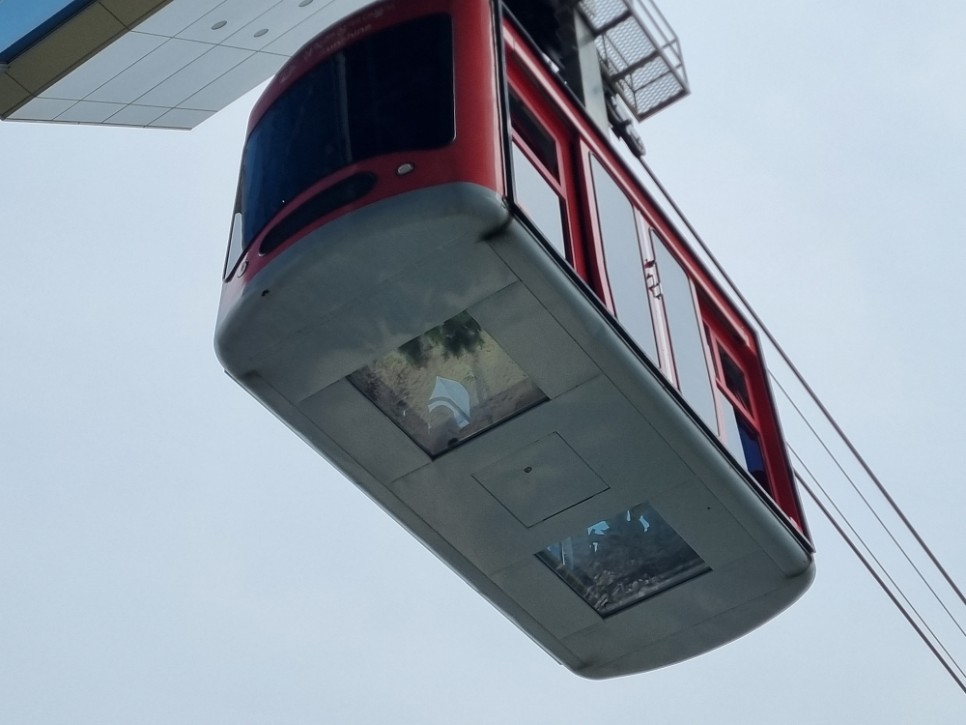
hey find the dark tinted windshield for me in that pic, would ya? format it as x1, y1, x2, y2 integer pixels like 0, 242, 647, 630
228, 13, 454, 275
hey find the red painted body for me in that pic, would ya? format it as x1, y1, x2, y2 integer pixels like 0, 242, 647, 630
215, 0, 814, 676
219, 0, 809, 541
219, 0, 504, 317
501, 17, 808, 537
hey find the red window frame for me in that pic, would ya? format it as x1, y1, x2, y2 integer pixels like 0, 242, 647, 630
500, 14, 808, 538
503, 25, 593, 284
702, 301, 806, 533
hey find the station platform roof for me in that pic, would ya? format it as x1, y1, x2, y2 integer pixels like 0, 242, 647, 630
0, 0, 358, 129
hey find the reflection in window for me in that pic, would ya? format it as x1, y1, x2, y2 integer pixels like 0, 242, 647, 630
512, 143, 567, 258
651, 231, 717, 431
347, 312, 547, 456
238, 14, 454, 259
720, 349, 751, 409
590, 157, 659, 363
717, 391, 769, 488
538, 503, 710, 616
510, 94, 559, 176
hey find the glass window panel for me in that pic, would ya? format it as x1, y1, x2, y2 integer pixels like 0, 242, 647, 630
651, 232, 717, 431
718, 389, 748, 466
717, 391, 769, 489
590, 157, 659, 363
737, 416, 769, 488
347, 312, 547, 456
538, 502, 710, 616
511, 143, 567, 258
704, 327, 719, 376
509, 94, 559, 176
720, 349, 751, 409
225, 212, 244, 277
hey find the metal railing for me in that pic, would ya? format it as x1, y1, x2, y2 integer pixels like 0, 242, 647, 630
575, 0, 689, 121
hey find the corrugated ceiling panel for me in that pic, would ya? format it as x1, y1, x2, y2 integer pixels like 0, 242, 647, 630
135, 0, 225, 37
176, 0, 278, 44
149, 107, 213, 128
224, 0, 327, 51
104, 102, 168, 126
41, 31, 166, 99
9, 96, 75, 119
86, 38, 210, 104
179, 50, 285, 111
55, 99, 125, 122
136, 44, 253, 107
2, 0, 366, 128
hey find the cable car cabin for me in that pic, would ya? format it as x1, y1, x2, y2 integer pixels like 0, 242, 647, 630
215, 0, 814, 678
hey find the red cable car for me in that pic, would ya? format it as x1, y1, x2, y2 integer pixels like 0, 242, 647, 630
215, 0, 813, 678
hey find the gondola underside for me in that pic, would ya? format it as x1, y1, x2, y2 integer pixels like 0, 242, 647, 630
215, 182, 814, 678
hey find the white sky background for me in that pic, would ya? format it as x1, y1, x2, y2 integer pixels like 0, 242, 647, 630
3, 0, 966, 722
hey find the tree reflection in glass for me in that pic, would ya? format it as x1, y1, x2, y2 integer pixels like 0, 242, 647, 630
348, 312, 546, 456
538, 502, 710, 616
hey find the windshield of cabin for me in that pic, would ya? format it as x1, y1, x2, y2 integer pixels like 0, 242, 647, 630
231, 13, 454, 270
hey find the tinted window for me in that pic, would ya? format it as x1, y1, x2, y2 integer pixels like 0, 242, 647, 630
510, 93, 559, 176
512, 143, 567, 258
651, 232, 717, 430
720, 349, 751, 409
591, 158, 658, 363
718, 390, 769, 488
231, 14, 454, 273
737, 417, 768, 487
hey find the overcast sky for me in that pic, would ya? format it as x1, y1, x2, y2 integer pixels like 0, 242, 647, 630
3, 1, 966, 723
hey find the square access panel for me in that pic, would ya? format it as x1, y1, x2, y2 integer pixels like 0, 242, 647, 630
473, 433, 608, 527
